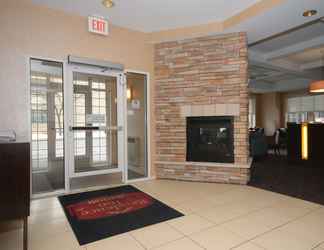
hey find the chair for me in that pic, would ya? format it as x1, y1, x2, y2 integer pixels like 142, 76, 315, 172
249, 129, 268, 158
267, 128, 287, 156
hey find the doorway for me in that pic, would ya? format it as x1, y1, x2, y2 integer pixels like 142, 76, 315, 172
30, 58, 150, 196
65, 65, 125, 190
30, 58, 65, 194
126, 72, 149, 180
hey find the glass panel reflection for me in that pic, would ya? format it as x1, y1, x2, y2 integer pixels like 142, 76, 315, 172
30, 59, 65, 194
72, 72, 118, 173
127, 73, 148, 180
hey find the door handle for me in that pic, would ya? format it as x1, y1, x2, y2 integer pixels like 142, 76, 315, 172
70, 126, 100, 131
69, 126, 123, 132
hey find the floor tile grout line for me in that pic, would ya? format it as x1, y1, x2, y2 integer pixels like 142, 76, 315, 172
166, 215, 217, 238
148, 235, 186, 250
229, 239, 267, 250
188, 235, 210, 250
184, 236, 207, 250
195, 196, 322, 234
224, 206, 323, 249
188, 200, 283, 232
164, 218, 210, 249
128, 232, 150, 250
129, 220, 186, 250
143, 184, 242, 207
312, 240, 324, 250
147, 236, 190, 250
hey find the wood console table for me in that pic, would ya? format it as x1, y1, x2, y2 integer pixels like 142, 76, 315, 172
0, 142, 30, 250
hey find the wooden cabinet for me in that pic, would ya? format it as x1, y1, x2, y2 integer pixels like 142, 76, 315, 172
0, 142, 30, 250
287, 123, 301, 163
287, 123, 324, 164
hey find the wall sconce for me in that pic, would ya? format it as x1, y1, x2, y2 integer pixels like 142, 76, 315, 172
301, 123, 308, 160
127, 87, 132, 100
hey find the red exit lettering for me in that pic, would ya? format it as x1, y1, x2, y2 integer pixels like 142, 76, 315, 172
92, 20, 106, 33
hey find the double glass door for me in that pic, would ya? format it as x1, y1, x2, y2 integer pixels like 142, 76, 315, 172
66, 67, 125, 179
30, 59, 148, 196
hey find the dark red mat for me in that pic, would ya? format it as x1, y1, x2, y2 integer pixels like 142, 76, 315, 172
58, 185, 183, 245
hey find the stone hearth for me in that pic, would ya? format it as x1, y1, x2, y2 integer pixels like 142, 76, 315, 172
154, 32, 250, 184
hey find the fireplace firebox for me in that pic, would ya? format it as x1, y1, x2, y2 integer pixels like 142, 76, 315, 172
186, 116, 234, 163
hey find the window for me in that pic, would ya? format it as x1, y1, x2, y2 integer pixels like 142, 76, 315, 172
31, 91, 48, 169
30, 59, 64, 178
249, 97, 256, 128
91, 81, 109, 163
73, 93, 86, 156
286, 95, 324, 123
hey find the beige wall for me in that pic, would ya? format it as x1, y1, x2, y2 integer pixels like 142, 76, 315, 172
0, 0, 155, 175
0, 0, 289, 181
256, 92, 283, 136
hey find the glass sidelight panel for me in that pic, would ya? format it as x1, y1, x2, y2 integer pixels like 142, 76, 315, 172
72, 72, 118, 174
127, 72, 148, 180
30, 59, 65, 194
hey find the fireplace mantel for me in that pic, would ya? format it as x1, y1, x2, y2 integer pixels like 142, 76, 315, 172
181, 104, 240, 117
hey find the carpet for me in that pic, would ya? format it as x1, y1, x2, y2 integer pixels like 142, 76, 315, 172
58, 185, 183, 245
249, 155, 324, 205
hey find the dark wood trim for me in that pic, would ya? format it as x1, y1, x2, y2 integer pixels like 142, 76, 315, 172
23, 217, 28, 250
0, 142, 30, 250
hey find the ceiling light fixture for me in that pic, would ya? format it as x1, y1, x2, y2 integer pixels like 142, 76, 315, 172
309, 80, 324, 93
102, 0, 114, 8
309, 51, 324, 93
303, 10, 317, 17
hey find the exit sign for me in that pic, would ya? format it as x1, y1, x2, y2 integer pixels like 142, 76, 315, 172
88, 16, 109, 36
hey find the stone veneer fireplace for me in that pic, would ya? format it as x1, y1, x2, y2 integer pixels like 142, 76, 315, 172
186, 116, 234, 163
154, 32, 250, 184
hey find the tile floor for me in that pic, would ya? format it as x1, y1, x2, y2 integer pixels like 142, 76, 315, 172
1, 179, 324, 250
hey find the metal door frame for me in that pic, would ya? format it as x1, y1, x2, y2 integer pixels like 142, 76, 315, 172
65, 64, 126, 182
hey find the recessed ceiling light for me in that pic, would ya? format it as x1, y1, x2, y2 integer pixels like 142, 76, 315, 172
303, 10, 317, 17
102, 0, 114, 8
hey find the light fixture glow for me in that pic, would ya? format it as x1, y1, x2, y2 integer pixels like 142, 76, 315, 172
102, 0, 114, 8
309, 80, 324, 93
303, 10, 317, 17
127, 87, 132, 100
301, 123, 308, 160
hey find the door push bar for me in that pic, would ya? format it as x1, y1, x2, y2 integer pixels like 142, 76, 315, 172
69, 126, 122, 132
70, 126, 99, 131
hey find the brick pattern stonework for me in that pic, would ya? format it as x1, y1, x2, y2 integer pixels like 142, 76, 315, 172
154, 32, 250, 184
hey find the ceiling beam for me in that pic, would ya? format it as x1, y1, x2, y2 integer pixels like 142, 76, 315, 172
300, 59, 324, 70
251, 72, 285, 81
249, 52, 314, 79
249, 17, 324, 47
264, 35, 324, 61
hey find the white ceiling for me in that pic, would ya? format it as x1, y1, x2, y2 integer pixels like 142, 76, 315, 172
31, 0, 261, 32
227, 0, 324, 44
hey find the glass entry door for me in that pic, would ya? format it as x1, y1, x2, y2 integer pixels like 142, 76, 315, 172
126, 72, 148, 181
30, 58, 65, 195
66, 66, 125, 179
